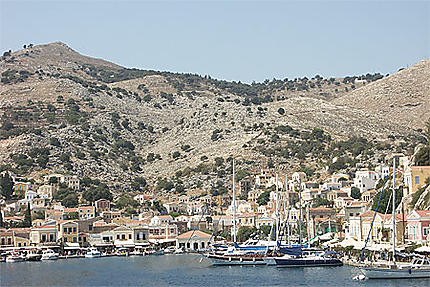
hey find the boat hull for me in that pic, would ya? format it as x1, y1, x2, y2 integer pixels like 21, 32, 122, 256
6, 257, 25, 263
206, 254, 267, 266
85, 254, 101, 258
362, 267, 430, 279
274, 257, 343, 268
26, 254, 42, 261
41, 255, 59, 260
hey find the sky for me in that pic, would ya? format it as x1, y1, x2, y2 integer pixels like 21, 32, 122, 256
1, 0, 429, 83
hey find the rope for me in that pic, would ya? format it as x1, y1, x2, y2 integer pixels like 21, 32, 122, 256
360, 177, 389, 262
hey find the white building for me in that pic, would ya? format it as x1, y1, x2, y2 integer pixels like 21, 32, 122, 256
353, 170, 379, 193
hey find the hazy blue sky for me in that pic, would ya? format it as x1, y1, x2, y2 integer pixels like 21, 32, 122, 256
1, 0, 429, 82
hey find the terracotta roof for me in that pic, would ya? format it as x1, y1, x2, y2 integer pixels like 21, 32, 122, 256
79, 206, 94, 210
177, 230, 211, 239
32, 224, 57, 229
415, 210, 430, 218
360, 210, 381, 218
64, 208, 78, 213
156, 215, 173, 219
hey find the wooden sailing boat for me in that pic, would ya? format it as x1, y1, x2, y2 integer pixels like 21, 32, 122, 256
206, 159, 266, 265
361, 156, 430, 279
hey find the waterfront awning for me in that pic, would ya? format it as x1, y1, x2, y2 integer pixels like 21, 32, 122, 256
337, 238, 365, 250
93, 243, 114, 247
149, 239, 176, 244
114, 240, 135, 248
319, 232, 333, 241
64, 243, 80, 249
323, 237, 340, 248
135, 242, 150, 247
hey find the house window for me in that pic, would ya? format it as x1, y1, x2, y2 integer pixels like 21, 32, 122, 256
116, 235, 120, 240
121, 234, 125, 240
424, 227, 429, 236
128, 234, 131, 240
64, 238, 68, 242
41, 234, 47, 242
73, 237, 77, 243
73, 227, 77, 233
415, 176, 420, 185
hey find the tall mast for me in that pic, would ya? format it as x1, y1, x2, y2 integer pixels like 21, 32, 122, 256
392, 156, 396, 265
275, 174, 279, 243
298, 179, 302, 247
286, 175, 290, 247
232, 159, 237, 243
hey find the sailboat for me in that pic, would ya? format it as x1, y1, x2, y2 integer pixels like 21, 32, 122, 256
206, 159, 267, 265
360, 156, 430, 279
271, 175, 342, 267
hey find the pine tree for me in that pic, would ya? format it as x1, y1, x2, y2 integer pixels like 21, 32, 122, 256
0, 210, 3, 228
0, 173, 14, 200
24, 202, 32, 227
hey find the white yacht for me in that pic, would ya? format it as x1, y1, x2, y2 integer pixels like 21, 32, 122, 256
85, 247, 101, 258
41, 249, 59, 260
362, 257, 430, 279
6, 253, 25, 263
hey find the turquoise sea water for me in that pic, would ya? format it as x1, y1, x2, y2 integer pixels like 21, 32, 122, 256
1, 254, 429, 286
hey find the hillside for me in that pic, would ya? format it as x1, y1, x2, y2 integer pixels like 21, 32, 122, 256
333, 59, 430, 130
0, 42, 428, 194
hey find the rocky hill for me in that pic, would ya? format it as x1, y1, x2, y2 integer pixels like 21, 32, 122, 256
0, 42, 428, 193
334, 59, 430, 131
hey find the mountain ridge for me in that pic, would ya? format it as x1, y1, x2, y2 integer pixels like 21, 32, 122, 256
0, 42, 429, 192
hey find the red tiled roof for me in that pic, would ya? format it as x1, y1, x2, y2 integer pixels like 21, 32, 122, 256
415, 210, 430, 218
177, 230, 211, 239
32, 224, 57, 229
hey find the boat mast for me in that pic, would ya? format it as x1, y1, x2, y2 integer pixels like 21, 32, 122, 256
233, 158, 237, 243
286, 174, 290, 247
276, 173, 279, 243
298, 178, 302, 247
392, 156, 396, 265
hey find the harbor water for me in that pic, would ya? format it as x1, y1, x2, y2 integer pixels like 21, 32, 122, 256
1, 254, 429, 286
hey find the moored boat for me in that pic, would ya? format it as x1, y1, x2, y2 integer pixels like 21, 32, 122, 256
206, 252, 267, 266
41, 249, 59, 260
274, 253, 343, 268
362, 257, 430, 279
6, 253, 26, 263
25, 252, 42, 261
116, 248, 129, 256
85, 247, 101, 258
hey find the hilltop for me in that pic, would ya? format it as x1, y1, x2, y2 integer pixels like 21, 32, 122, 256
0, 42, 429, 194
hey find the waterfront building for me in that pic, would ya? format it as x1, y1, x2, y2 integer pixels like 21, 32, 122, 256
30, 224, 58, 246
353, 169, 379, 194
95, 198, 111, 213
255, 216, 275, 229
407, 210, 430, 244
0, 229, 14, 247
78, 206, 96, 220
58, 220, 79, 244
13, 181, 31, 198
176, 230, 212, 251
113, 226, 134, 248
404, 166, 430, 195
